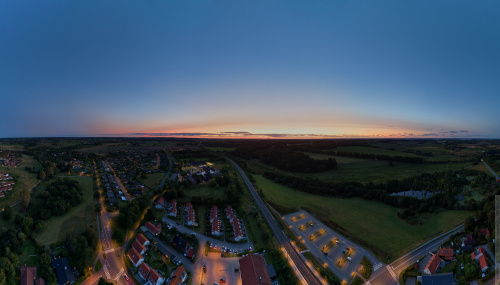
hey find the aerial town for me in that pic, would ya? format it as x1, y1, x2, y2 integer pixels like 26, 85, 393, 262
0, 138, 498, 285
2, 1, 499, 285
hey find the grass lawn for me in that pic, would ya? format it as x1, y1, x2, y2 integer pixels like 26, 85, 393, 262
19, 239, 38, 266
184, 185, 225, 199
247, 158, 472, 184
472, 163, 493, 176
35, 176, 96, 247
138, 173, 166, 190
254, 174, 471, 260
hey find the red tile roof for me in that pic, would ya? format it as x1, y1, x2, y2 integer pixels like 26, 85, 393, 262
424, 254, 442, 275
156, 197, 165, 205
147, 268, 162, 285
438, 247, 454, 261
127, 248, 144, 266
145, 222, 161, 235
239, 254, 272, 285
472, 246, 485, 260
20, 266, 37, 285
186, 248, 194, 258
479, 255, 488, 271
138, 262, 150, 280
210, 205, 218, 221
478, 228, 492, 237
187, 208, 195, 224
132, 239, 147, 254
211, 217, 220, 233
168, 265, 187, 285
135, 233, 149, 246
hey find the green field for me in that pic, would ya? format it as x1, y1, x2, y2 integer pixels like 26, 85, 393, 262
0, 154, 42, 227
19, 239, 38, 266
247, 158, 472, 184
254, 174, 470, 259
35, 176, 96, 247
336, 146, 421, 157
139, 173, 166, 190
184, 185, 225, 199
205, 147, 236, 152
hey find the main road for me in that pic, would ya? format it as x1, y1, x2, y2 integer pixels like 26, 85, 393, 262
228, 158, 327, 285
482, 159, 500, 181
368, 224, 464, 285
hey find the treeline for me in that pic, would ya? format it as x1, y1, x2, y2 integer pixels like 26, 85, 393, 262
32, 178, 83, 220
233, 146, 336, 173
262, 169, 484, 211
113, 194, 151, 242
326, 150, 424, 164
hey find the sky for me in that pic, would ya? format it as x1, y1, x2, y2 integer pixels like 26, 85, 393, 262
1, 1, 499, 138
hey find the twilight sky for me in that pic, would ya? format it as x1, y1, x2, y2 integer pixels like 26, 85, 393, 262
1, 1, 499, 138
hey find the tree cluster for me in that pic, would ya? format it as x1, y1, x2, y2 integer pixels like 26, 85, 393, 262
31, 178, 83, 220
234, 146, 336, 173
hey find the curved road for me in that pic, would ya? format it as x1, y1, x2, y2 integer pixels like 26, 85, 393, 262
228, 158, 327, 285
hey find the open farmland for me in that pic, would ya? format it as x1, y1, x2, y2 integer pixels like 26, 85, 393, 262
247, 157, 472, 184
254, 174, 471, 260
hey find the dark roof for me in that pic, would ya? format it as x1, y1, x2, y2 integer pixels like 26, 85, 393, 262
239, 254, 272, 285
265, 264, 277, 280
421, 273, 454, 285
172, 235, 188, 251
156, 242, 177, 261
50, 257, 76, 285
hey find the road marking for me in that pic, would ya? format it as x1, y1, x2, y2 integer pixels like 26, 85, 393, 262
386, 265, 397, 280
104, 248, 115, 254
373, 263, 383, 271
365, 281, 371, 285
114, 268, 124, 281
103, 265, 111, 279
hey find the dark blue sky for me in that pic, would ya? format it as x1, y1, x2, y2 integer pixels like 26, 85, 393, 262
1, 1, 499, 138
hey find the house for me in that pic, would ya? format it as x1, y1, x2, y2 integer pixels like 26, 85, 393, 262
420, 273, 454, 285
185, 202, 193, 212
239, 254, 272, 285
127, 248, 144, 267
211, 217, 221, 236
471, 246, 489, 272
20, 266, 45, 285
147, 268, 164, 285
186, 208, 196, 226
438, 247, 454, 261
210, 205, 218, 223
133, 239, 147, 255
145, 222, 161, 236
50, 257, 77, 285
226, 205, 233, 219
462, 234, 477, 247
156, 242, 177, 261
172, 235, 189, 253
0, 192, 5, 198
136, 233, 150, 247
185, 248, 194, 259
232, 219, 244, 241
167, 265, 188, 285
155, 197, 166, 209
266, 264, 278, 285
478, 228, 492, 237
138, 263, 151, 281
168, 200, 177, 217
423, 254, 443, 275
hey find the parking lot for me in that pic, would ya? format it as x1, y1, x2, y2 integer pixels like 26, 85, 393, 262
284, 210, 380, 281
199, 252, 241, 285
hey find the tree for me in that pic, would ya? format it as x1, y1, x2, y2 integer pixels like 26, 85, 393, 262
465, 216, 475, 232
39, 170, 46, 181
20, 189, 31, 211
2, 206, 12, 221
465, 263, 477, 279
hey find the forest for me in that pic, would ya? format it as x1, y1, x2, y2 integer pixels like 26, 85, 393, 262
31, 178, 84, 220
